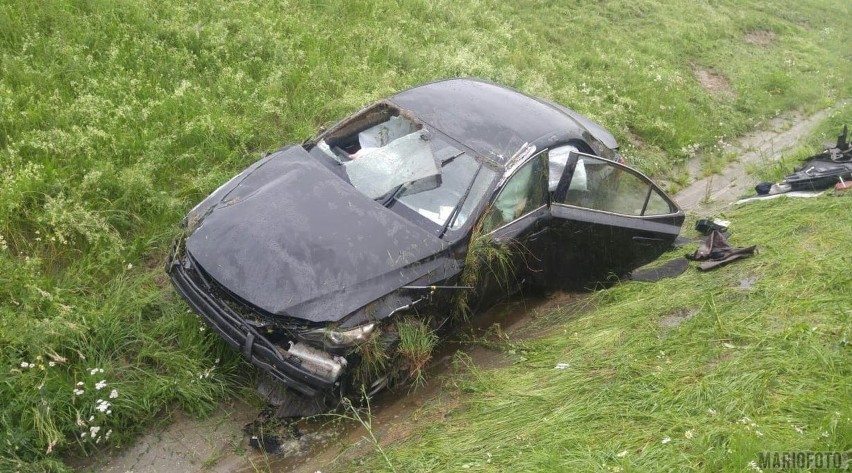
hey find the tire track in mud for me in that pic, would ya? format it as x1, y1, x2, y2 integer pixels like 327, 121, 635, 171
81, 105, 836, 473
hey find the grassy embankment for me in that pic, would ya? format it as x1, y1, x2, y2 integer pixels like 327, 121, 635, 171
354, 107, 852, 471
1, 0, 850, 470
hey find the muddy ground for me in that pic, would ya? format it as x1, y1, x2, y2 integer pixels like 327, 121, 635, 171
73, 106, 834, 473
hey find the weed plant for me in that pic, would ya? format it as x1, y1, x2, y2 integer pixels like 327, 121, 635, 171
396, 318, 439, 387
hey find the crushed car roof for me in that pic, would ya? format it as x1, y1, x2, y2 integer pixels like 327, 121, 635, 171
389, 78, 600, 163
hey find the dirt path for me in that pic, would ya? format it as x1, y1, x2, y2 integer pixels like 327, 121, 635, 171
675, 108, 833, 213
80, 106, 835, 473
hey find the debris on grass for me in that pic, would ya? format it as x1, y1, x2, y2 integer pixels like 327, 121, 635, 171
749, 125, 852, 199
685, 230, 756, 271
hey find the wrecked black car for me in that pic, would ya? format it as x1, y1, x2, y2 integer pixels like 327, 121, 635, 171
167, 78, 684, 414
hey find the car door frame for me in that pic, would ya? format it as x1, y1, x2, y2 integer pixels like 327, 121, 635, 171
548, 149, 684, 286
472, 149, 552, 306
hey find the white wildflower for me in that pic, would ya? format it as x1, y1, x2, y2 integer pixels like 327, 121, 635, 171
707, 408, 717, 416
793, 425, 804, 434
96, 399, 111, 412
48, 361, 56, 367
20, 362, 30, 369
616, 450, 628, 458
89, 368, 104, 375
73, 388, 84, 396
684, 430, 694, 439
126, 263, 133, 270
95, 380, 107, 390
88, 415, 94, 422
747, 460, 764, 472
89, 426, 100, 436
109, 389, 118, 399
105, 429, 112, 440
76, 381, 84, 386
661, 437, 671, 444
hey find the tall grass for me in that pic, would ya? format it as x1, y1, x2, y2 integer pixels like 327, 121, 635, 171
1, 0, 850, 470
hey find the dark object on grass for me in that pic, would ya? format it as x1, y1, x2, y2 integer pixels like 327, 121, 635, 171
695, 218, 729, 235
244, 406, 300, 453
783, 159, 852, 191
755, 182, 773, 195
166, 78, 684, 415
248, 434, 282, 454
630, 258, 689, 282
748, 125, 852, 197
686, 230, 756, 271
781, 124, 852, 191
827, 124, 850, 162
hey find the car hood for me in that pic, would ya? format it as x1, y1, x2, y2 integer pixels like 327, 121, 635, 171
185, 145, 452, 323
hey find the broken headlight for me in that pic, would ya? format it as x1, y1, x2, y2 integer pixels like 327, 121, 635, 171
298, 322, 376, 349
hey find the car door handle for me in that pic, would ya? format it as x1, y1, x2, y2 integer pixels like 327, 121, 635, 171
633, 236, 664, 243
528, 228, 548, 241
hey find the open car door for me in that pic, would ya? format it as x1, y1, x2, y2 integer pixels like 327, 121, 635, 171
473, 152, 551, 306
549, 150, 684, 286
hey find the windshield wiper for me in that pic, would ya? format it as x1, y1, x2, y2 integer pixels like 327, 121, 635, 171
439, 164, 483, 239
440, 151, 465, 167
378, 182, 407, 207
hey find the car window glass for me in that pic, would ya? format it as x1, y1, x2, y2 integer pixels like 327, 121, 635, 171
482, 154, 547, 232
395, 154, 495, 228
644, 188, 675, 216
547, 145, 578, 191
557, 155, 672, 216
449, 165, 496, 230
343, 129, 439, 199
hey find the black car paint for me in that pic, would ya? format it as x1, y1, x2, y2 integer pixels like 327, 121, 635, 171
387, 79, 619, 163
167, 78, 684, 401
184, 145, 455, 324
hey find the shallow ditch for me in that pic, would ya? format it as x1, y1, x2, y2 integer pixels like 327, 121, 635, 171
78, 105, 837, 473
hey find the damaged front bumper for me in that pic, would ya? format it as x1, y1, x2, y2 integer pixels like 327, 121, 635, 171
166, 244, 347, 398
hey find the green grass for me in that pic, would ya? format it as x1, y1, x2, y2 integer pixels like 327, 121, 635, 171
1, 0, 851, 470
354, 191, 852, 473
397, 318, 439, 387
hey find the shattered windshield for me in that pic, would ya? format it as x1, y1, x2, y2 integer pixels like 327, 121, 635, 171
313, 106, 496, 233
394, 151, 495, 230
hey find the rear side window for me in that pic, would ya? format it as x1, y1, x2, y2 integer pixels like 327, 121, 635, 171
556, 154, 675, 216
